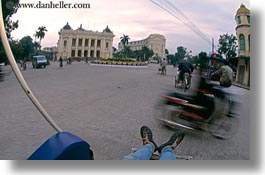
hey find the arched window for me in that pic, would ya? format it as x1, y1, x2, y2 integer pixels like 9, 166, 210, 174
247, 15, 250, 24
240, 34, 245, 51
237, 16, 241, 24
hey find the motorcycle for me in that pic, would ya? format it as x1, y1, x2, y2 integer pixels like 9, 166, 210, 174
175, 71, 192, 92
157, 77, 240, 139
158, 66, 167, 75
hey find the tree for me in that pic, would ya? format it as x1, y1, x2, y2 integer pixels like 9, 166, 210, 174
9, 39, 23, 62
175, 46, 187, 63
123, 46, 132, 58
120, 34, 130, 47
33, 41, 41, 52
112, 46, 117, 53
167, 54, 176, 65
19, 36, 34, 60
217, 33, 238, 59
2, 0, 19, 38
198, 51, 208, 69
165, 49, 169, 55
141, 46, 154, 61
1, 0, 20, 64
36, 26, 48, 48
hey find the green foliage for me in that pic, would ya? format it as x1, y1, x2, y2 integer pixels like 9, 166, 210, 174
217, 33, 238, 59
167, 54, 176, 65
2, 0, 19, 38
19, 36, 34, 60
35, 26, 48, 48
198, 51, 208, 69
165, 49, 169, 55
175, 46, 187, 63
120, 34, 130, 47
113, 45, 154, 62
0, 0, 20, 63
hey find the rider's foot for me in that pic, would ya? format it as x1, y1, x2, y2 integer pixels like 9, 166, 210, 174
158, 131, 185, 153
140, 126, 158, 152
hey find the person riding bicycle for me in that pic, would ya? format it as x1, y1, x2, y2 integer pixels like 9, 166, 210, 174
123, 126, 185, 160
160, 58, 167, 75
177, 57, 194, 84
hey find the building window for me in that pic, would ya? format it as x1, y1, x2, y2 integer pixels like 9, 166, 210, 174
72, 39, 76, 47
78, 50, 82, 57
247, 15, 250, 24
97, 40, 101, 47
96, 51, 100, 57
78, 39, 83, 47
91, 39, 95, 47
237, 16, 241, 24
64, 40, 67, 47
84, 50, 88, 57
90, 50, 95, 57
85, 39, 89, 47
106, 42, 109, 49
239, 34, 245, 51
71, 50, 75, 57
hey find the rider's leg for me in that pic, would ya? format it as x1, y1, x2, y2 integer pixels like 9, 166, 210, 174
123, 144, 154, 160
179, 71, 184, 82
159, 146, 176, 160
158, 131, 185, 160
123, 126, 158, 160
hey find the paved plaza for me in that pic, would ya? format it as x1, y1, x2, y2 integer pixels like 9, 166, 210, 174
0, 62, 250, 160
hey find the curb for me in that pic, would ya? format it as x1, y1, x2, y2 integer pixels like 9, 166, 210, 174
233, 83, 250, 90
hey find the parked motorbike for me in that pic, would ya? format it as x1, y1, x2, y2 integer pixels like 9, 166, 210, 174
156, 77, 240, 139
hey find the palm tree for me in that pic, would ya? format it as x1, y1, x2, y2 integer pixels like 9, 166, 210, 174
33, 31, 40, 42
120, 34, 130, 47
36, 26, 48, 48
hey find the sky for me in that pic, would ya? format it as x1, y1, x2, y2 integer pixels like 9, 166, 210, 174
10, 0, 250, 55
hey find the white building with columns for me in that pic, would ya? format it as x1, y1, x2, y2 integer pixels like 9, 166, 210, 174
57, 22, 115, 60
118, 34, 166, 59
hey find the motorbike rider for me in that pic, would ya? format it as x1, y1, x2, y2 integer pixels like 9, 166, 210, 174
211, 60, 233, 87
160, 58, 167, 74
177, 57, 194, 84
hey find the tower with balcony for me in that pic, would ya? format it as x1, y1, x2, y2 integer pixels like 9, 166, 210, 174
235, 4, 250, 87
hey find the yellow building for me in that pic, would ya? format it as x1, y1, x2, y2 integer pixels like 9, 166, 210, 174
235, 4, 250, 87
57, 23, 115, 60
118, 34, 166, 59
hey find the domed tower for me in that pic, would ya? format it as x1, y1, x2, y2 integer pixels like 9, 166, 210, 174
235, 4, 250, 87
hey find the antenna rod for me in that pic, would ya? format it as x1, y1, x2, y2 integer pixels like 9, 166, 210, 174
212, 37, 215, 54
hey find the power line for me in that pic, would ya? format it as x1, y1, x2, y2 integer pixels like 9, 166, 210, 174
150, 0, 214, 48
162, 0, 212, 44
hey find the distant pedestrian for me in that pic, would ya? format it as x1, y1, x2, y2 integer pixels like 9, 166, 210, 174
22, 58, 27, 71
59, 57, 63, 68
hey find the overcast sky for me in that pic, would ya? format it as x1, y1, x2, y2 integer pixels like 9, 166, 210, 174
11, 0, 250, 55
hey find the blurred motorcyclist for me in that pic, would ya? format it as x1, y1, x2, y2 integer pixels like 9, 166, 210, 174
211, 60, 233, 87
177, 57, 194, 84
160, 58, 167, 75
